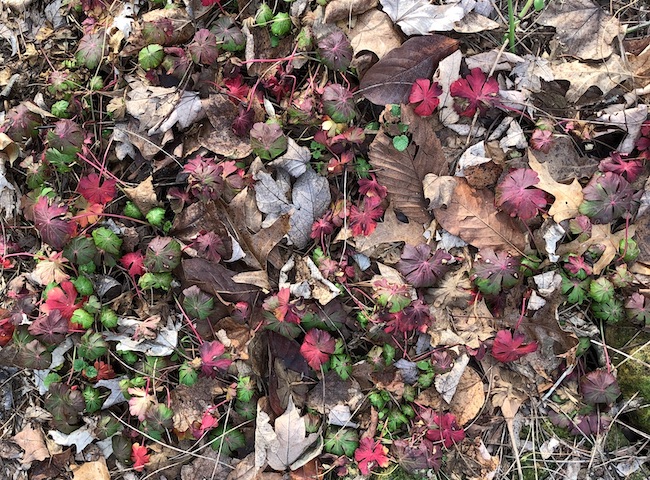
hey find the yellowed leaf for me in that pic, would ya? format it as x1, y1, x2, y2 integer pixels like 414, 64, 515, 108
13, 424, 49, 464
123, 176, 159, 215
71, 458, 110, 480
347, 10, 401, 61
528, 150, 583, 223
557, 223, 635, 274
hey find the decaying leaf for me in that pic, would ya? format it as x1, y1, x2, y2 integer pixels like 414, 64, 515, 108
537, 0, 623, 61
432, 177, 527, 253
347, 10, 402, 63
359, 35, 459, 106
527, 150, 584, 223
13, 424, 49, 464
380, 0, 465, 35
368, 129, 434, 224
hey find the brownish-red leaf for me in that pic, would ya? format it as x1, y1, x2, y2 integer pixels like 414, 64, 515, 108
432, 178, 527, 253
359, 35, 458, 106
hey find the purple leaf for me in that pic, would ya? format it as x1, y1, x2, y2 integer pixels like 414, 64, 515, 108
580, 369, 620, 405
397, 244, 452, 288
495, 168, 548, 221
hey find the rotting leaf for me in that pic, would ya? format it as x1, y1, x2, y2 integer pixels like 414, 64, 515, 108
368, 129, 433, 224
537, 0, 623, 61
432, 178, 527, 253
289, 169, 331, 248
380, 0, 465, 35
359, 35, 459, 106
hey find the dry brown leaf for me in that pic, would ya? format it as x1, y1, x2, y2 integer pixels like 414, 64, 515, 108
368, 129, 435, 224
123, 176, 159, 215
349, 204, 426, 254
200, 94, 253, 159
634, 211, 650, 265
71, 458, 110, 480
550, 54, 631, 102
324, 0, 377, 23
423, 174, 456, 209
347, 10, 401, 61
13, 424, 49, 464
527, 135, 596, 182
537, 0, 623, 61
527, 150, 583, 223
557, 223, 635, 274
432, 178, 527, 253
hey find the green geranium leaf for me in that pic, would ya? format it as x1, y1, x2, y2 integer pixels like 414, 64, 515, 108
92, 227, 122, 256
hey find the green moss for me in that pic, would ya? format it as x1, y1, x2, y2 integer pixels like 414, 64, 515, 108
604, 424, 630, 450
616, 342, 650, 431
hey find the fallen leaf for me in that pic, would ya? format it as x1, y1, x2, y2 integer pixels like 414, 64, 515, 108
368, 129, 433, 224
380, 0, 465, 35
595, 104, 648, 154
13, 424, 49, 464
123, 176, 159, 215
49, 423, 95, 452
324, 0, 377, 23
550, 54, 631, 103
527, 135, 597, 182
71, 457, 110, 480
537, 0, 623, 61
527, 150, 583, 222
269, 138, 311, 178
347, 10, 402, 62
199, 94, 253, 159
432, 177, 527, 253
359, 35, 459, 106
288, 168, 331, 248
556, 223, 635, 274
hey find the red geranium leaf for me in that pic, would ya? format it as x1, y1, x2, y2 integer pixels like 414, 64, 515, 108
77, 173, 117, 204
385, 299, 433, 334
491, 329, 538, 363
349, 196, 384, 237
262, 288, 302, 324
598, 152, 644, 182
408, 78, 442, 117
131, 443, 150, 471
495, 168, 547, 221
580, 369, 620, 405
396, 244, 453, 288
32, 196, 74, 250
194, 231, 226, 263
449, 68, 500, 117
42, 281, 84, 320
358, 174, 387, 200
354, 437, 390, 475
300, 329, 336, 370
422, 411, 465, 448
530, 129, 554, 153
120, 251, 145, 277
199, 340, 232, 377
28, 310, 69, 344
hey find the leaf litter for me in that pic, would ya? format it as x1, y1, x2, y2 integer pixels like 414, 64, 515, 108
0, 0, 650, 478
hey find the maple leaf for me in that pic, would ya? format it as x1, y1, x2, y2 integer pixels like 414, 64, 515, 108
194, 231, 226, 263
422, 411, 465, 448
349, 196, 384, 237
354, 437, 390, 475
491, 329, 538, 363
131, 443, 150, 471
31, 196, 74, 250
32, 251, 70, 286
396, 244, 453, 288
495, 168, 548, 221
77, 173, 117, 204
28, 310, 69, 344
358, 174, 388, 200
579, 172, 641, 224
199, 340, 232, 377
128, 387, 156, 421
300, 329, 336, 370
598, 152, 644, 182
42, 281, 84, 320
450, 68, 500, 117
580, 370, 620, 405
120, 251, 145, 277
409, 78, 442, 117
530, 129, 554, 153
472, 249, 521, 295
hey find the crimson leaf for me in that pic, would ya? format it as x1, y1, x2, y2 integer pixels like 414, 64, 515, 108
199, 340, 232, 377
580, 370, 620, 405
396, 244, 452, 288
120, 251, 145, 277
32, 196, 74, 250
421, 410, 465, 448
300, 329, 336, 370
449, 68, 500, 117
77, 173, 117, 205
495, 168, 547, 221
491, 329, 538, 363
354, 437, 390, 475
598, 152, 644, 182
385, 299, 432, 334
42, 281, 84, 320
194, 231, 226, 263
530, 129, 554, 153
408, 79, 442, 117
349, 196, 384, 237
625, 292, 650, 325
